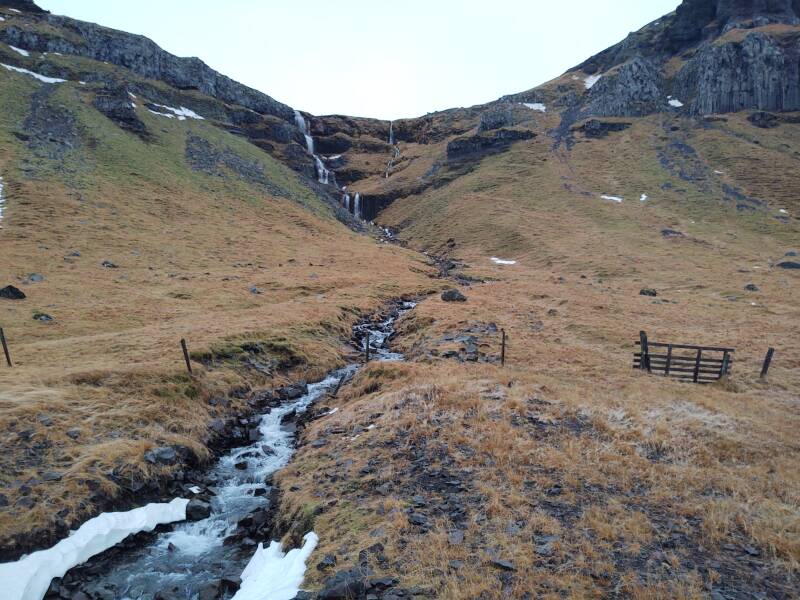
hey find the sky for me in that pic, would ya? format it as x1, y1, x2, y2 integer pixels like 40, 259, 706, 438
37, 0, 681, 120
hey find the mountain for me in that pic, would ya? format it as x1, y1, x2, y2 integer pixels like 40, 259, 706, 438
0, 1, 798, 599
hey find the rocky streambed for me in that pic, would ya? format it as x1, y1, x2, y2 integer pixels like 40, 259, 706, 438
40, 301, 416, 600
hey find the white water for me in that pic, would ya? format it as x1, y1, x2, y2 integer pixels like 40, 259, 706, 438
342, 191, 351, 212
294, 110, 331, 184
68, 303, 415, 599
354, 192, 361, 219
389, 121, 395, 145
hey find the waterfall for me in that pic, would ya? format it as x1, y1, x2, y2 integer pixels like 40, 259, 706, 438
389, 121, 395, 146
385, 146, 400, 179
294, 109, 330, 185
354, 192, 361, 219
342, 192, 351, 212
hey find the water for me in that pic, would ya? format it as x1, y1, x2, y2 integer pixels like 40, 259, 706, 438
342, 192, 351, 212
79, 302, 415, 599
0, 175, 5, 228
294, 110, 331, 185
353, 192, 361, 219
389, 121, 395, 146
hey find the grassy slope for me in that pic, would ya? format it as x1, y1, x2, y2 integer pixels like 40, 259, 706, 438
0, 66, 435, 550
274, 106, 800, 596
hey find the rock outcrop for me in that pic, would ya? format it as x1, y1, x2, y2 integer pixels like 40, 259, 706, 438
446, 128, 535, 162
674, 31, 800, 114
0, 0, 48, 14
583, 57, 665, 117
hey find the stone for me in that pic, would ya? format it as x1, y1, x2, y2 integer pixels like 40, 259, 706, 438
42, 471, 62, 482
198, 580, 222, 600
777, 261, 800, 269
446, 128, 535, 162
33, 312, 54, 322
186, 499, 212, 521
234, 461, 248, 470
318, 568, 369, 600
0, 285, 26, 300
441, 289, 467, 303
101, 260, 119, 269
408, 512, 429, 527
448, 530, 465, 545
0, 494, 8, 507
585, 57, 664, 117
748, 111, 781, 128
744, 284, 759, 292
317, 554, 337, 571
577, 119, 631, 138
490, 558, 516, 571
661, 228, 684, 238
27, 273, 45, 283
250, 286, 262, 295
93, 84, 149, 139
639, 288, 658, 297
144, 446, 178, 465
786, 251, 798, 257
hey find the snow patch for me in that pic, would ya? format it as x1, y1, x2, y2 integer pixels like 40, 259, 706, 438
8, 45, 28, 57
714, 170, 724, 175
232, 532, 318, 600
148, 103, 204, 121
522, 102, 546, 112
667, 97, 684, 108
601, 195, 623, 203
491, 257, 517, 265
1, 63, 65, 84
326, 407, 339, 416
8, 8, 21, 13
0, 16, 5, 21
778, 208, 788, 214
584, 74, 602, 89
640, 194, 648, 202
0, 498, 189, 600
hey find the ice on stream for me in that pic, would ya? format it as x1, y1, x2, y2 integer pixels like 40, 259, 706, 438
2, 63, 66, 84
0, 499, 189, 600
232, 532, 318, 600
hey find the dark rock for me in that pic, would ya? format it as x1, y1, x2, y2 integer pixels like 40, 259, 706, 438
144, 446, 178, 465
93, 85, 149, 139
448, 530, 465, 545
317, 554, 337, 571
446, 128, 534, 162
490, 558, 516, 571
441, 289, 467, 303
744, 284, 759, 292
577, 119, 631, 138
234, 461, 248, 470
744, 544, 761, 556
639, 288, 658, 297
198, 579, 223, 600
0, 1, 49, 14
186, 499, 212, 521
777, 261, 800, 269
209, 419, 225, 435
0, 494, 8, 507
478, 106, 517, 132
27, 273, 45, 283
748, 111, 781, 128
661, 228, 685, 238
318, 568, 369, 600
0, 285, 26, 300
101, 260, 119, 269
33, 312, 54, 322
66, 428, 81, 439
250, 286, 262, 295
367, 576, 399, 591
408, 512, 429, 527
786, 251, 798, 257
585, 57, 664, 117
42, 471, 62, 482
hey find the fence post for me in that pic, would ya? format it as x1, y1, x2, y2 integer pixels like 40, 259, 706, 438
664, 344, 673, 376
639, 331, 651, 373
180, 338, 193, 375
365, 333, 371, 363
0, 328, 11, 368
501, 329, 506, 367
693, 348, 702, 383
721, 351, 730, 378
760, 348, 775, 379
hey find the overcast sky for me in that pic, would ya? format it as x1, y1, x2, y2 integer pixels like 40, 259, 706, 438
38, 0, 681, 119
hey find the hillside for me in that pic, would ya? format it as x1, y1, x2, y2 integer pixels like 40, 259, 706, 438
0, 1, 798, 599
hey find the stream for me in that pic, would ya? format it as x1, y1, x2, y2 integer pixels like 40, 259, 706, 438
61, 301, 415, 600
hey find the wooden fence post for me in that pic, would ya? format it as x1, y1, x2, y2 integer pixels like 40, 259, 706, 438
639, 331, 651, 373
365, 333, 371, 363
760, 348, 775, 379
0, 327, 11, 368
664, 344, 673, 376
180, 338, 193, 375
721, 351, 731, 378
693, 348, 702, 383
501, 329, 506, 367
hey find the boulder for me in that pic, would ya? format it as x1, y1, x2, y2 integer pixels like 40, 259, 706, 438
186, 499, 212, 521
0, 285, 26, 300
446, 128, 534, 162
441, 289, 467, 303
744, 284, 760, 292
318, 568, 370, 600
639, 288, 658, 297
577, 119, 631, 138
777, 261, 800, 269
144, 446, 178, 465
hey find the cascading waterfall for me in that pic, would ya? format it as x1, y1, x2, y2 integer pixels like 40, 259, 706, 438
294, 110, 330, 185
389, 121, 395, 146
354, 192, 361, 219
342, 191, 351, 212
